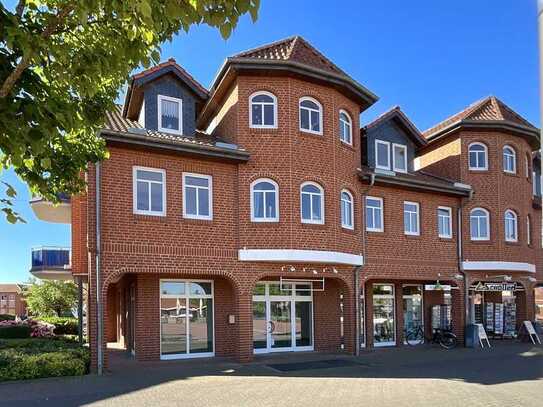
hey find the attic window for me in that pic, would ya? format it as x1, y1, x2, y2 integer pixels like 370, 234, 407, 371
158, 95, 183, 135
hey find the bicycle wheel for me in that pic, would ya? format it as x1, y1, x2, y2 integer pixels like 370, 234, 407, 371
406, 328, 424, 346
439, 332, 458, 349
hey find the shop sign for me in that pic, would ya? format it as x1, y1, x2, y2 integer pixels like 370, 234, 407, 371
473, 282, 517, 292
424, 284, 451, 291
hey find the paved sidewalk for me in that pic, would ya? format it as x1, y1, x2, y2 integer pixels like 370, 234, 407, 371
1, 342, 542, 407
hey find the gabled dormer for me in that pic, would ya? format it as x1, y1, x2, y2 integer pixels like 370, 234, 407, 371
361, 106, 427, 173
122, 59, 209, 136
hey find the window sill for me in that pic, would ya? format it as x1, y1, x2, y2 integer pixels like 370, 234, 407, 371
468, 168, 488, 173
301, 222, 327, 229
503, 172, 519, 178
404, 234, 422, 239
341, 226, 357, 235
468, 239, 492, 244
250, 221, 281, 227
249, 126, 280, 134
438, 236, 454, 241
299, 130, 324, 138
504, 240, 520, 246
182, 217, 213, 224
132, 213, 169, 222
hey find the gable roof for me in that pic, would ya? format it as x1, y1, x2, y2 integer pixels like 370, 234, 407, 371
123, 58, 209, 119
102, 105, 249, 162
232, 35, 346, 75
363, 106, 427, 148
424, 96, 539, 147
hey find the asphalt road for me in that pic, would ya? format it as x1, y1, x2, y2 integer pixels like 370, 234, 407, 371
1, 342, 542, 407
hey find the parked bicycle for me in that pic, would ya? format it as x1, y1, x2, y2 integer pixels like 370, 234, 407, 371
404, 326, 458, 349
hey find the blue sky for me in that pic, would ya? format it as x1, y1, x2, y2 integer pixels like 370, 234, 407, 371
0, 0, 540, 283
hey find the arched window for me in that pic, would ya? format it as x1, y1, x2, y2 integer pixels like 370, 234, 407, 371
340, 190, 354, 229
527, 215, 532, 245
503, 145, 516, 174
299, 97, 323, 134
250, 179, 279, 222
468, 143, 488, 170
504, 210, 518, 242
250, 92, 277, 128
526, 153, 531, 179
339, 110, 352, 145
300, 182, 324, 224
470, 208, 490, 240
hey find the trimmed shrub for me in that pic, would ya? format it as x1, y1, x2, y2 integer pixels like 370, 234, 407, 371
0, 338, 90, 381
0, 314, 15, 322
0, 326, 31, 339
38, 317, 79, 335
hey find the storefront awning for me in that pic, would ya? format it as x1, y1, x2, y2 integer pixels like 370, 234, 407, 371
238, 249, 363, 266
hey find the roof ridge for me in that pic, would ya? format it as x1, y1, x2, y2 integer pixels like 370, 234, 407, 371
232, 35, 298, 58
291, 36, 346, 75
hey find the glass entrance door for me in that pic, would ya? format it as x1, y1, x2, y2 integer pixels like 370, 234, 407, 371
402, 285, 423, 343
373, 284, 396, 347
253, 282, 313, 353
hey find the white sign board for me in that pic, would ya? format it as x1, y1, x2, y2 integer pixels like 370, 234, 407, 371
523, 321, 541, 344
424, 284, 452, 291
476, 323, 491, 348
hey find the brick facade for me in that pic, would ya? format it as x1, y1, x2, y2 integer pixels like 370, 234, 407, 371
63, 38, 541, 371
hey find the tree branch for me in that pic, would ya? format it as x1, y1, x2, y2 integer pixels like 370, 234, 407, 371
15, 0, 25, 17
0, 5, 75, 98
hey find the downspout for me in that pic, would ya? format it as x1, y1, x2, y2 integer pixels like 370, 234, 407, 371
457, 190, 473, 341
95, 163, 103, 375
356, 173, 375, 355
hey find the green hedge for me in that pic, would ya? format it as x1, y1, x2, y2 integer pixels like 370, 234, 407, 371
0, 326, 31, 339
0, 314, 15, 322
37, 317, 79, 335
0, 338, 90, 381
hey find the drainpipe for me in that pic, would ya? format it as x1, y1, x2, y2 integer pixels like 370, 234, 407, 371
538, 0, 543, 267
356, 173, 375, 355
457, 190, 473, 339
77, 276, 83, 345
95, 163, 103, 375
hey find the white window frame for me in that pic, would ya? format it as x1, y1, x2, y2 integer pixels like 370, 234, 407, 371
339, 110, 352, 145
403, 201, 420, 236
437, 206, 452, 239
503, 145, 516, 174
300, 181, 325, 224
340, 189, 354, 230
299, 97, 323, 135
468, 142, 488, 171
470, 208, 490, 241
133, 166, 166, 216
159, 279, 215, 360
249, 91, 278, 129
392, 143, 408, 173
182, 172, 213, 221
375, 140, 391, 170
372, 284, 396, 347
250, 178, 279, 222
157, 95, 183, 135
526, 154, 531, 179
504, 209, 518, 243
365, 196, 384, 232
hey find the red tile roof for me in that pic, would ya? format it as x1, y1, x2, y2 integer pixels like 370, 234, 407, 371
232, 35, 346, 75
131, 58, 209, 97
424, 96, 536, 139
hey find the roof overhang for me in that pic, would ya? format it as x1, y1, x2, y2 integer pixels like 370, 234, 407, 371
100, 129, 250, 163
358, 171, 472, 197
425, 120, 540, 150
362, 108, 427, 149
462, 261, 536, 273
198, 58, 379, 128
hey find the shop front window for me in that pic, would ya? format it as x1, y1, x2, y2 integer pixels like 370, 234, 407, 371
372, 284, 396, 346
402, 285, 423, 339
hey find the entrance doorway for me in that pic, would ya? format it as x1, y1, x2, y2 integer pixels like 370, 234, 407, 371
372, 284, 396, 347
403, 285, 423, 342
252, 282, 314, 354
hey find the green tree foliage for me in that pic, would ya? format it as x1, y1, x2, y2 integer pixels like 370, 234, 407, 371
24, 279, 78, 317
0, 0, 260, 223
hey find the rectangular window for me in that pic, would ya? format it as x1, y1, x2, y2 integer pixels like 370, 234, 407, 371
404, 201, 420, 236
133, 167, 166, 216
160, 280, 214, 359
437, 206, 452, 238
527, 216, 531, 246
183, 173, 212, 220
373, 284, 396, 347
392, 144, 407, 173
366, 196, 383, 232
375, 140, 391, 170
158, 95, 183, 135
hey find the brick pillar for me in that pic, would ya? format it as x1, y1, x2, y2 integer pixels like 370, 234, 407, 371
395, 283, 404, 347
364, 283, 374, 348
342, 280, 356, 354
236, 291, 253, 362
135, 274, 160, 362
452, 282, 465, 345
525, 285, 535, 321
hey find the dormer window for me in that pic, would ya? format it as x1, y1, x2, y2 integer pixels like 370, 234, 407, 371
392, 144, 407, 173
375, 140, 391, 170
158, 95, 183, 135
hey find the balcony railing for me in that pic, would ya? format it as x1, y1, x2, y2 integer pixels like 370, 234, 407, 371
30, 247, 72, 280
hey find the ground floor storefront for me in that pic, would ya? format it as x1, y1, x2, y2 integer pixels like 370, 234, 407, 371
93, 266, 539, 368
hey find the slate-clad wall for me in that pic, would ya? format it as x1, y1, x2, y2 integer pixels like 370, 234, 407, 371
142, 75, 197, 135
365, 120, 416, 171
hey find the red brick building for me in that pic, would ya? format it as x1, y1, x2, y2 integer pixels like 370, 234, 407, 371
30, 36, 542, 370
0, 284, 27, 317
